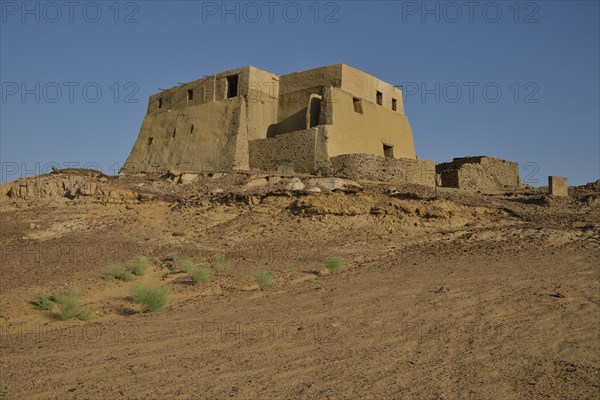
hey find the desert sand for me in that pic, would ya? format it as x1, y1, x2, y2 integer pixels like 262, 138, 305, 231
0, 170, 598, 399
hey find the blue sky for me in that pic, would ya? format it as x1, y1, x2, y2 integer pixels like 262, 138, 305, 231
1, 0, 598, 185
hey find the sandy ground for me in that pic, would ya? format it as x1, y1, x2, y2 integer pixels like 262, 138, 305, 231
0, 170, 598, 399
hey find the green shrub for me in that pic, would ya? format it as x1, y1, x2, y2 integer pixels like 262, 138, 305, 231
35, 293, 54, 311
51, 286, 91, 321
181, 258, 196, 273
284, 260, 297, 271
213, 254, 231, 274
127, 256, 149, 276
191, 267, 211, 284
181, 259, 211, 284
325, 256, 345, 275
254, 270, 274, 290
51, 286, 78, 305
166, 252, 179, 262
104, 264, 134, 281
130, 284, 169, 312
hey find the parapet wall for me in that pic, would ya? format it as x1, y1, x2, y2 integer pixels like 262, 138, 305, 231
248, 127, 330, 174
331, 153, 435, 188
436, 156, 519, 191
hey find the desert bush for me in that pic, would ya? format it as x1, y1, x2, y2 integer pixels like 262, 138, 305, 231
51, 285, 78, 305
213, 254, 231, 274
35, 293, 54, 311
51, 286, 91, 321
104, 263, 134, 281
181, 258, 196, 273
325, 256, 345, 275
254, 270, 274, 290
130, 284, 169, 312
284, 260, 297, 271
190, 267, 211, 284
181, 259, 211, 284
166, 252, 179, 262
127, 256, 149, 276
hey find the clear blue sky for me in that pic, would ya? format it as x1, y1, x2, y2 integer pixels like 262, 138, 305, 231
1, 0, 599, 185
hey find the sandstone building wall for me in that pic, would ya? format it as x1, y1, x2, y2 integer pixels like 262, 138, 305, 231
436, 157, 520, 191
331, 154, 435, 188
121, 64, 418, 176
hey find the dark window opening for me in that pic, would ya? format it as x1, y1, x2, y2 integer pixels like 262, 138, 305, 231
392, 98, 397, 111
227, 75, 239, 98
147, 137, 153, 145
187, 90, 194, 101
309, 97, 321, 128
383, 144, 394, 158
172, 129, 176, 138
189, 124, 194, 134
376, 91, 383, 106
158, 98, 163, 109
353, 97, 363, 113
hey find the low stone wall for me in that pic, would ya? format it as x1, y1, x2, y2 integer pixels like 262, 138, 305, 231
248, 127, 329, 174
330, 153, 435, 188
436, 156, 519, 191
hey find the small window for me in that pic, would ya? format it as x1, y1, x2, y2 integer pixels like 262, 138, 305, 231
147, 137, 153, 145
353, 97, 363, 114
227, 75, 239, 98
392, 98, 397, 111
158, 98, 163, 109
383, 144, 394, 158
187, 89, 194, 101
376, 91, 383, 106
172, 129, 176, 138
189, 124, 194, 134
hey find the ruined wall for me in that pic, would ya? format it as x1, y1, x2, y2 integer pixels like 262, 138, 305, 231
327, 90, 416, 159
340, 64, 405, 114
275, 65, 342, 135
248, 126, 330, 174
245, 66, 279, 140
121, 96, 248, 173
331, 154, 435, 188
436, 157, 520, 191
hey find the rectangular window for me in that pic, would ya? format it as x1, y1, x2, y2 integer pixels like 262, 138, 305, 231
187, 89, 194, 101
392, 98, 397, 111
383, 144, 394, 158
227, 75, 239, 98
158, 98, 163, 109
376, 91, 383, 105
353, 97, 363, 113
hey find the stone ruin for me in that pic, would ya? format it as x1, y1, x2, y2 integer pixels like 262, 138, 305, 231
120, 64, 536, 192
436, 156, 520, 192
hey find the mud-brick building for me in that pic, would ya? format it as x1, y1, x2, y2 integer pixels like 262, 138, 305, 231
121, 64, 434, 187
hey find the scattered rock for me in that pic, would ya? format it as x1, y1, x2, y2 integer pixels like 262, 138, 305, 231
211, 172, 228, 180
286, 178, 305, 191
179, 173, 199, 184
306, 178, 362, 193
244, 178, 268, 189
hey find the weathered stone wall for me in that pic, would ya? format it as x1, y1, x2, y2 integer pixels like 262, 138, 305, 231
327, 89, 416, 159
121, 96, 249, 173
549, 176, 568, 196
436, 156, 520, 191
331, 153, 435, 188
248, 127, 330, 174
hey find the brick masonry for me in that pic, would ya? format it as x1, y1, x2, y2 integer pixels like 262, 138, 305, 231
330, 153, 435, 188
436, 156, 520, 191
548, 176, 568, 196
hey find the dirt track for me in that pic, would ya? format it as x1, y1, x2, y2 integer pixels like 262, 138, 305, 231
1, 171, 599, 399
